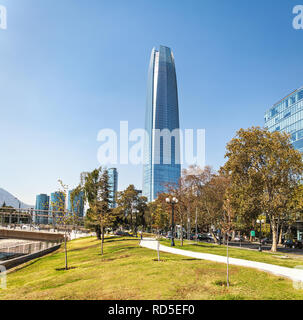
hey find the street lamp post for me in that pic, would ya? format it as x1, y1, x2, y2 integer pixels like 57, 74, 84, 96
166, 196, 178, 247
257, 219, 265, 252
133, 209, 139, 238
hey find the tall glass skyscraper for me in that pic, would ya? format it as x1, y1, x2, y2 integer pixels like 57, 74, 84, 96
49, 191, 66, 224
108, 168, 118, 208
68, 190, 84, 217
265, 86, 303, 151
34, 194, 49, 225
143, 46, 181, 202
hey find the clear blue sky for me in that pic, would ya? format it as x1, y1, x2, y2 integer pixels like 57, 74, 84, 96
1, 0, 302, 205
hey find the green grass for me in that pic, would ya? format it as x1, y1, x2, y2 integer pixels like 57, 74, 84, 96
159, 239, 303, 269
1, 236, 303, 300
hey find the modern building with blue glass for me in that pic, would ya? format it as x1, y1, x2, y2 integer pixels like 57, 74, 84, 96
49, 191, 66, 224
108, 168, 118, 208
265, 86, 303, 240
68, 190, 84, 217
34, 194, 49, 225
265, 86, 303, 151
143, 46, 181, 202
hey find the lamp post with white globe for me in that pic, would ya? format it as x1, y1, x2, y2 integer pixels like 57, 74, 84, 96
256, 218, 265, 252
166, 196, 178, 247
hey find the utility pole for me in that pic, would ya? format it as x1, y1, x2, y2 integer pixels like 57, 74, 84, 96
195, 207, 198, 242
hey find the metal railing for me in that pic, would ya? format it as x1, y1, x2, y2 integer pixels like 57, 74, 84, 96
0, 207, 87, 232
0, 240, 63, 261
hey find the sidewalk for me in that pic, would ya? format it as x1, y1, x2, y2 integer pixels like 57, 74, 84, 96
140, 238, 303, 283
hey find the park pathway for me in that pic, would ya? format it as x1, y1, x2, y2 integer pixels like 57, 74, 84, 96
140, 238, 303, 283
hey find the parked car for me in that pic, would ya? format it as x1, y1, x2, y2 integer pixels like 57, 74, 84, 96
166, 231, 173, 239
261, 238, 271, 245
114, 230, 132, 237
294, 240, 303, 249
234, 236, 245, 242
285, 239, 295, 248
196, 233, 213, 242
189, 233, 196, 240
166, 231, 177, 239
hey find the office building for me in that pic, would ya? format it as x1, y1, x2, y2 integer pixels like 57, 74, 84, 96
265, 86, 303, 240
143, 45, 181, 202
49, 191, 66, 224
68, 189, 84, 217
34, 194, 49, 225
108, 168, 118, 208
265, 86, 303, 151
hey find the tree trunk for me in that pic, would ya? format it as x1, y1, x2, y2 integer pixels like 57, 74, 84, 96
226, 236, 229, 288
181, 220, 184, 247
210, 230, 218, 244
278, 223, 283, 245
101, 223, 104, 256
187, 205, 191, 240
95, 225, 101, 240
64, 230, 68, 270
231, 230, 236, 241
135, 213, 138, 238
271, 221, 278, 252
223, 232, 226, 245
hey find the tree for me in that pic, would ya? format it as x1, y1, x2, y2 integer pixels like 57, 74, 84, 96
115, 185, 147, 236
136, 195, 148, 232
69, 185, 85, 233
181, 167, 200, 240
222, 127, 303, 252
53, 180, 76, 270
166, 179, 189, 246
148, 200, 169, 234
181, 166, 229, 243
83, 167, 113, 255
222, 196, 236, 288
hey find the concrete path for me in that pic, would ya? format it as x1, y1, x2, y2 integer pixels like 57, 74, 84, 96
140, 238, 303, 283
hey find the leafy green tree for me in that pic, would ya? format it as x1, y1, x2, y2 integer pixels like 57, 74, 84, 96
180, 166, 229, 243
149, 201, 169, 234
115, 185, 147, 236
222, 127, 303, 252
83, 167, 113, 255
166, 179, 190, 246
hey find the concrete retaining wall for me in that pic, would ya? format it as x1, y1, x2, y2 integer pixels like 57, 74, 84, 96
1, 244, 61, 270
0, 229, 65, 242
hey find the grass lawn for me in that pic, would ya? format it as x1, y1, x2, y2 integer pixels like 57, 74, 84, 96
160, 239, 303, 269
1, 236, 303, 300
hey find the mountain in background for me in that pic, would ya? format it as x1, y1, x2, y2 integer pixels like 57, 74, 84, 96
0, 188, 33, 209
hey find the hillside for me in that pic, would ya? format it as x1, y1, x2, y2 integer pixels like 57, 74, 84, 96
0, 188, 33, 208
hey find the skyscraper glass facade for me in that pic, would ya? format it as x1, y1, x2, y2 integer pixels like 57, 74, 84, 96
265, 86, 303, 152
68, 190, 84, 217
108, 168, 118, 208
34, 194, 49, 225
49, 191, 66, 224
143, 46, 181, 202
